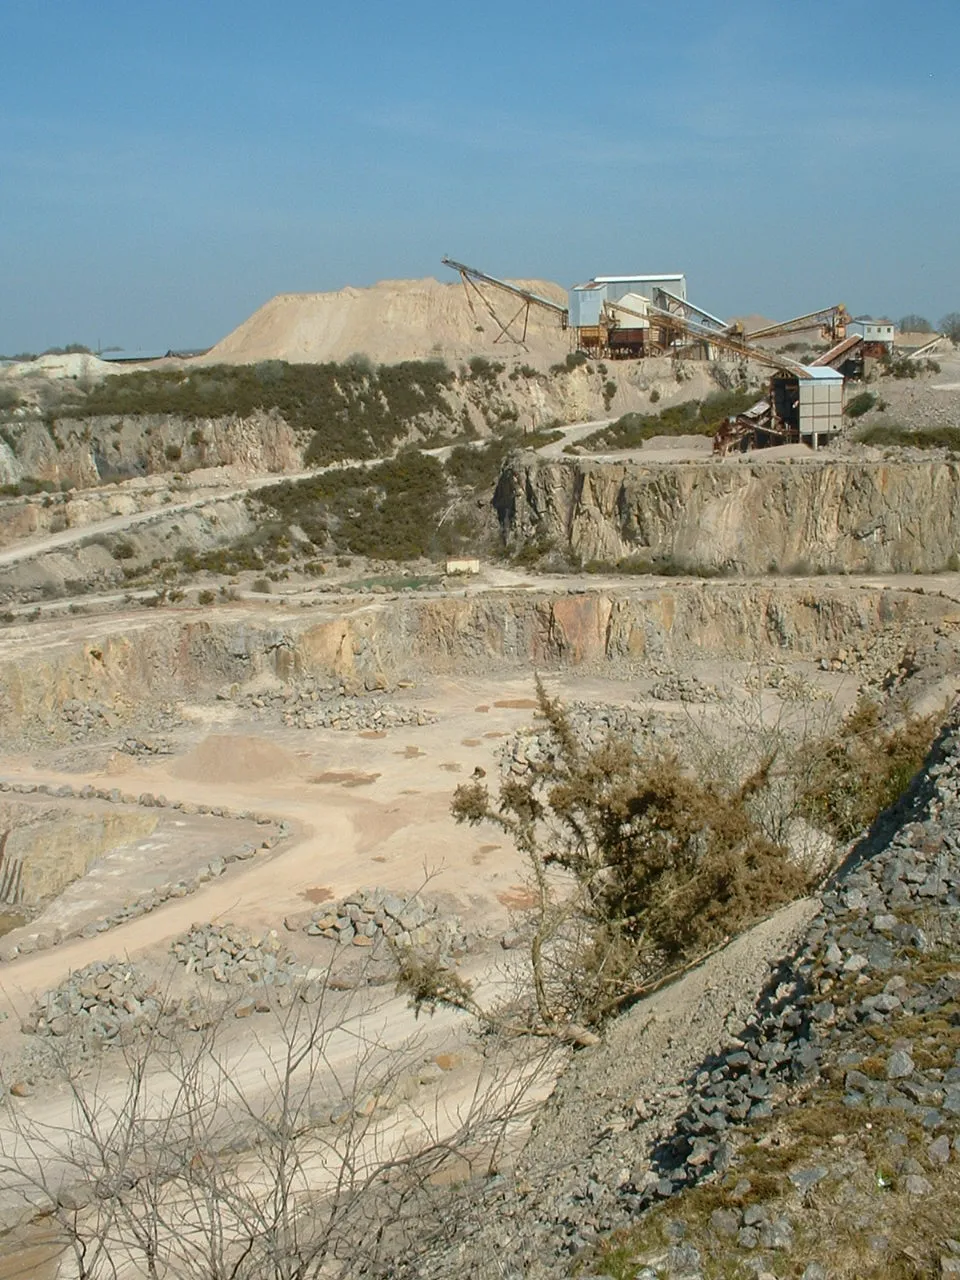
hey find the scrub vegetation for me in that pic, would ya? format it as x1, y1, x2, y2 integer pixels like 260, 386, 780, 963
575, 387, 760, 452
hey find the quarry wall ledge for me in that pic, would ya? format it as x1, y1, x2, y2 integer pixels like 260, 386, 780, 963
495, 455, 960, 574
0, 582, 953, 740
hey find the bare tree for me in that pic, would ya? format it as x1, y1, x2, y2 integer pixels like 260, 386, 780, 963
0, 953, 556, 1279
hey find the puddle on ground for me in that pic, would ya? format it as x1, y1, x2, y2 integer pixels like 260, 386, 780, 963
494, 699, 538, 709
0, 910, 27, 939
301, 885, 334, 904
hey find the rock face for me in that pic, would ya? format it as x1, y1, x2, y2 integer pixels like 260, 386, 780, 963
2, 408, 300, 492
495, 455, 960, 573
0, 583, 952, 741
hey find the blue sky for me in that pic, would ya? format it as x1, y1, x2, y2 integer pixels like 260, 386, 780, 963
2, 0, 957, 353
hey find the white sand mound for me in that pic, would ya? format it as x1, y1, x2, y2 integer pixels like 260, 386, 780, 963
4, 352, 117, 381
169, 734, 301, 786
202, 276, 571, 368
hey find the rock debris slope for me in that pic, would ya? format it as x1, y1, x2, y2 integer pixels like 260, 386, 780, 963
398, 705, 960, 1280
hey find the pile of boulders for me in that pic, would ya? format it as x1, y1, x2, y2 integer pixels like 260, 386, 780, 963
649, 673, 722, 703
120, 735, 173, 757
23, 960, 163, 1041
171, 923, 297, 985
230, 679, 437, 731
304, 887, 472, 958
282, 695, 435, 732
501, 701, 657, 778
60, 698, 118, 738
819, 626, 921, 687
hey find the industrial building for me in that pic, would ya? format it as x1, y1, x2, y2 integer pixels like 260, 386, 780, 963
568, 274, 688, 356
848, 319, 895, 358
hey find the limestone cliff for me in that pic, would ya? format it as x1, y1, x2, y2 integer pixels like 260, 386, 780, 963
0, 583, 952, 741
494, 454, 960, 574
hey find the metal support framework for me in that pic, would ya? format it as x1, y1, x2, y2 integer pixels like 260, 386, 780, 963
441, 257, 568, 349
745, 305, 851, 344
652, 287, 730, 333
606, 298, 812, 377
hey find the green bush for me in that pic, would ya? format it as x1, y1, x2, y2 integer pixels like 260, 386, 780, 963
845, 391, 876, 418
49, 358, 458, 466
449, 682, 809, 1025
197, 589, 216, 605
255, 449, 449, 562
582, 386, 759, 451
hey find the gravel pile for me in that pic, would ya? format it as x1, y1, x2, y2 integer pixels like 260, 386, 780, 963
231, 680, 436, 731
305, 887, 472, 958
22, 960, 163, 1042
649, 674, 722, 704
171, 923, 297, 985
398, 706, 960, 1279
501, 702, 658, 777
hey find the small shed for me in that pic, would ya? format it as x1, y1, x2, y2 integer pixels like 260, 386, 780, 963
771, 366, 845, 448
848, 320, 894, 352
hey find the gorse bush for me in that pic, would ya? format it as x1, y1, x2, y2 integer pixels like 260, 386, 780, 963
844, 391, 876, 419
798, 697, 938, 841
449, 681, 809, 1026
255, 449, 450, 561
52, 359, 457, 465
856, 423, 960, 450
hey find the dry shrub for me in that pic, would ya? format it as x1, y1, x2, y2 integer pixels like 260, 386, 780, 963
799, 697, 939, 840
451, 680, 810, 1027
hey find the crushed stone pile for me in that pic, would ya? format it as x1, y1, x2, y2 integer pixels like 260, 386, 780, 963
303, 886, 473, 957
232, 680, 437, 732
171, 923, 296, 985
21, 960, 164, 1050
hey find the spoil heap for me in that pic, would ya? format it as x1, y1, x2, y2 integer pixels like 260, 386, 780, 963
203, 276, 570, 367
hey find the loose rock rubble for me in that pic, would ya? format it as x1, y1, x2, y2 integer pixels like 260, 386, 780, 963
228, 679, 437, 731
21, 960, 164, 1047
649, 674, 722, 704
171, 923, 297, 985
303, 887, 474, 958
501, 701, 659, 777
396, 706, 960, 1280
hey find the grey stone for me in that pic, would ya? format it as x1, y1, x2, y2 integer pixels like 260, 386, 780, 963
887, 1050, 915, 1079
